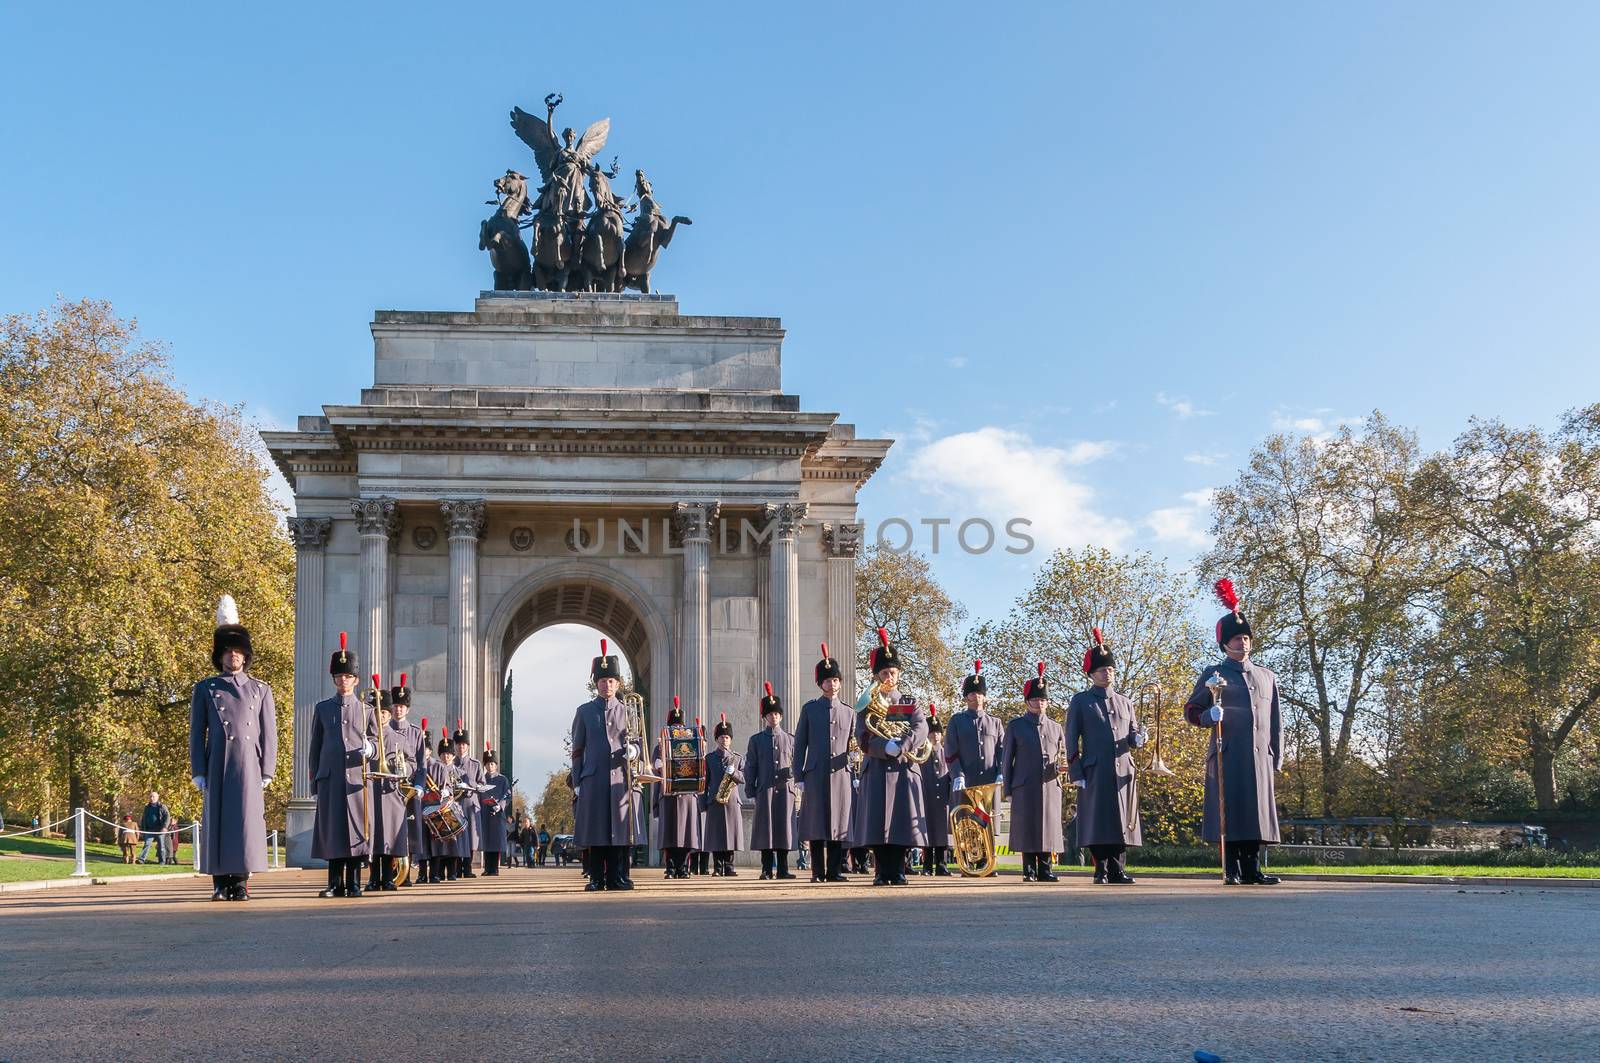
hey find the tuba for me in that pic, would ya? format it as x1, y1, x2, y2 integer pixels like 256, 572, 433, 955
854, 682, 933, 764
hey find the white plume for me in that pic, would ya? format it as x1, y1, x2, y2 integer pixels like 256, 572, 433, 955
215, 594, 240, 627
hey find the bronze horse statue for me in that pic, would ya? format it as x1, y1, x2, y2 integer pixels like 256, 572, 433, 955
479, 171, 533, 291
576, 168, 628, 292
622, 170, 691, 294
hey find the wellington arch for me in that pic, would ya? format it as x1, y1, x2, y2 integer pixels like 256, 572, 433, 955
263, 292, 890, 865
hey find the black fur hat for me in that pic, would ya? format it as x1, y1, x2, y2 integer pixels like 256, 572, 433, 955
962, 659, 987, 697
328, 630, 358, 677
1214, 579, 1253, 650
591, 637, 623, 682
759, 681, 782, 716
1082, 629, 1115, 676
668, 695, 684, 725
867, 627, 902, 675
927, 703, 943, 734
815, 642, 843, 685
390, 671, 412, 707
1023, 662, 1049, 701
212, 594, 253, 671
713, 712, 733, 739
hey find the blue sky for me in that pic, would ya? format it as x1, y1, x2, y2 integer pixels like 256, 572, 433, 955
6, 4, 1598, 787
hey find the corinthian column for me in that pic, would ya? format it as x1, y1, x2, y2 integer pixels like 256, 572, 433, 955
440, 499, 487, 743
673, 500, 720, 719
766, 502, 809, 715
351, 497, 399, 690
285, 516, 332, 868
823, 520, 863, 704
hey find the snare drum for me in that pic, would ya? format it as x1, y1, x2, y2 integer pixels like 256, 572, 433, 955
422, 799, 465, 843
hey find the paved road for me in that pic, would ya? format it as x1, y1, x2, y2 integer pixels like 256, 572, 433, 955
2, 866, 1596, 1061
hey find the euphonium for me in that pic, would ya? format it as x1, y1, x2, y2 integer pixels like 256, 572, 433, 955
856, 683, 933, 764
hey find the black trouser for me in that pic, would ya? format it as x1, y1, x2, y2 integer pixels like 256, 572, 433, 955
760, 849, 790, 876
808, 841, 827, 879
1089, 844, 1127, 878
484, 851, 501, 875
693, 850, 710, 874
920, 846, 947, 874
849, 846, 871, 873
211, 874, 244, 892
873, 844, 907, 882
663, 847, 687, 876
1223, 840, 1265, 877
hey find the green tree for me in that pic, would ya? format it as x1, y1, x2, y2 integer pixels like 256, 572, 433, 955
1413, 406, 1600, 810
531, 768, 574, 834
0, 300, 294, 831
855, 545, 967, 707
1198, 413, 1441, 817
964, 548, 1211, 843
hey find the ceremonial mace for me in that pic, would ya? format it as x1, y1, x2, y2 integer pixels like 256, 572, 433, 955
1205, 672, 1228, 884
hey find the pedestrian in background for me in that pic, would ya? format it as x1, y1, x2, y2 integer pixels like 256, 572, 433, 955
119, 816, 139, 863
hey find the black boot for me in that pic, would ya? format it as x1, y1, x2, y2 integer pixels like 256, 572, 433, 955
1241, 847, 1279, 885
825, 841, 849, 882
933, 847, 952, 876
809, 841, 826, 882
1022, 853, 1037, 882
871, 846, 890, 886
777, 849, 796, 879
345, 859, 364, 897
722, 851, 738, 877
609, 846, 634, 890
1223, 843, 1243, 885
1105, 851, 1135, 885
921, 847, 934, 876
1037, 854, 1059, 883
319, 861, 344, 898
213, 875, 230, 902
229, 874, 249, 901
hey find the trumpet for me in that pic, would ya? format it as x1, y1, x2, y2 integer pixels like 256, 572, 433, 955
855, 681, 933, 764
624, 691, 663, 786
1136, 682, 1175, 777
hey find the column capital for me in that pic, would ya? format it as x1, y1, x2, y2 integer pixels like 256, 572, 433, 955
351, 496, 400, 538
287, 516, 333, 550
439, 498, 488, 541
671, 500, 721, 545
822, 520, 863, 558
763, 501, 810, 541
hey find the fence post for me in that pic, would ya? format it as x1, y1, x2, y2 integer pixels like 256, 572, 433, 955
191, 821, 201, 871
270, 830, 280, 869
71, 807, 90, 877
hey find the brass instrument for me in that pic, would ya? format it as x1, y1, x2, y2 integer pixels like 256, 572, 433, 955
714, 749, 739, 806
1137, 682, 1175, 777
951, 783, 998, 877
621, 690, 657, 859
855, 682, 933, 765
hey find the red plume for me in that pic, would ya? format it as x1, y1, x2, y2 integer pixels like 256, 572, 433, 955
1037, 661, 1046, 677
420, 716, 428, 732
974, 658, 982, 673
484, 739, 490, 753
399, 672, 407, 688
764, 681, 774, 698
719, 712, 727, 724
928, 702, 937, 718
371, 673, 381, 689
877, 627, 889, 648
1213, 578, 1240, 614
339, 631, 347, 651
456, 718, 462, 731
673, 695, 680, 709
820, 642, 829, 658
1083, 647, 1095, 675
1092, 627, 1104, 647
600, 638, 608, 657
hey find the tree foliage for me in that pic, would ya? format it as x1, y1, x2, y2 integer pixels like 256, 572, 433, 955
0, 300, 294, 831
855, 545, 967, 706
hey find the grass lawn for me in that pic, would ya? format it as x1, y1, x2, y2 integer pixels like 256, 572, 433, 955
0, 834, 195, 883
1125, 864, 1600, 879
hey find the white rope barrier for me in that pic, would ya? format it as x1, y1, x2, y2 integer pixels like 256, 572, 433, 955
0, 815, 75, 840
2, 809, 280, 877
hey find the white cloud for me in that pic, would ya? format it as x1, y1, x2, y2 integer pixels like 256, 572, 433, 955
905, 427, 1132, 552
945, 356, 968, 369
1270, 409, 1367, 441
1156, 391, 1215, 419
1183, 451, 1227, 467
1144, 488, 1216, 549
507, 623, 635, 793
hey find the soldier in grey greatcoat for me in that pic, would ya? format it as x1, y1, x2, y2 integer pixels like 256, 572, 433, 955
478, 751, 511, 876
309, 635, 375, 898
1184, 581, 1283, 886
745, 683, 797, 880
452, 728, 483, 878
652, 698, 703, 878
855, 629, 929, 887
918, 707, 952, 875
1002, 662, 1065, 883
701, 714, 745, 875
365, 691, 410, 891
421, 735, 461, 882
945, 659, 1004, 793
388, 680, 428, 887
570, 639, 642, 892
1065, 630, 1147, 885
793, 644, 856, 882
189, 595, 278, 902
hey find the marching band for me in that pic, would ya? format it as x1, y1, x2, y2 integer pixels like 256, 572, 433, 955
189, 582, 1285, 898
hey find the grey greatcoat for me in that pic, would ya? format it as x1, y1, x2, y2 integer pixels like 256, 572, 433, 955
1065, 686, 1144, 848
479, 772, 511, 853
944, 706, 1003, 786
921, 739, 951, 847
699, 748, 746, 851
1184, 658, 1283, 843
422, 759, 467, 859
853, 700, 930, 847
387, 719, 427, 857
455, 754, 484, 854
308, 693, 372, 861
1001, 711, 1065, 853
652, 736, 704, 851
744, 727, 797, 850
369, 722, 412, 856
188, 672, 278, 876
793, 695, 855, 843
569, 696, 645, 848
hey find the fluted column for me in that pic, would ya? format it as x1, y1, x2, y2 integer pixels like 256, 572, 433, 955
823, 520, 863, 704
441, 499, 487, 742
287, 517, 332, 804
352, 497, 399, 690
673, 501, 719, 718
766, 502, 809, 715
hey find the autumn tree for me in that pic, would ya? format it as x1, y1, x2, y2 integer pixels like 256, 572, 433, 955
531, 768, 575, 834
0, 300, 294, 830
1197, 414, 1442, 816
1412, 406, 1600, 810
855, 545, 967, 706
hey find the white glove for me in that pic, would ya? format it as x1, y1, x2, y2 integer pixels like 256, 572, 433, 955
1205, 705, 1223, 724
951, 775, 966, 792
573, 785, 581, 798
625, 743, 639, 761
884, 739, 902, 758
363, 740, 375, 758
995, 773, 1004, 787
191, 774, 206, 791
261, 777, 273, 790
1073, 778, 1086, 789
795, 780, 805, 792
851, 776, 860, 790
1131, 729, 1149, 749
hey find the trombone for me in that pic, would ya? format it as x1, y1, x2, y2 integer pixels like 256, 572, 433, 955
621, 691, 660, 859
1136, 682, 1176, 777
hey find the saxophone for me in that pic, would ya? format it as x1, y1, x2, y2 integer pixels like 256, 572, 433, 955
855, 681, 933, 764
714, 750, 739, 806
